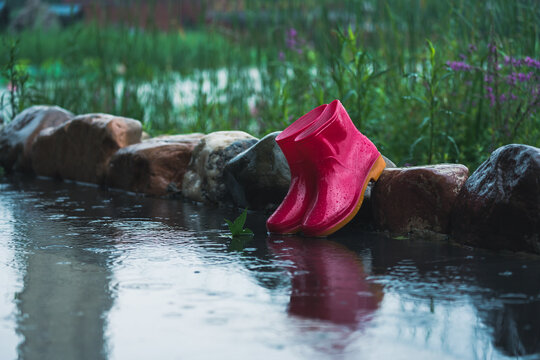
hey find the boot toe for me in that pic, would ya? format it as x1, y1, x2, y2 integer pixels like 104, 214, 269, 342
266, 215, 302, 234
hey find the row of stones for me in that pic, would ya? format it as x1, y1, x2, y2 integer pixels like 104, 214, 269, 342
0, 106, 538, 254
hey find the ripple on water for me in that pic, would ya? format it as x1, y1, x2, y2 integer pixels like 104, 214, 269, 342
83, 247, 111, 254
39, 244, 73, 250
120, 282, 174, 291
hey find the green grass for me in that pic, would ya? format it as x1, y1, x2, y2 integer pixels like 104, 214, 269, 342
1, 0, 538, 170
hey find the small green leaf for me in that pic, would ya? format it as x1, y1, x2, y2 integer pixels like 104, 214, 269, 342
225, 209, 253, 238
348, 26, 356, 44
235, 208, 247, 229
224, 218, 237, 233
420, 116, 431, 128
426, 39, 436, 60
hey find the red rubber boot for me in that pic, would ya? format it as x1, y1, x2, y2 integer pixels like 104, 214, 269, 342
266, 104, 327, 234
297, 100, 386, 237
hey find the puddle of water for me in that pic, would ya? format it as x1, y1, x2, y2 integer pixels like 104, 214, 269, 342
0, 175, 539, 360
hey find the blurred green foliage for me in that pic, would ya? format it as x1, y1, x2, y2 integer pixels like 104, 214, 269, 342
0, 0, 538, 169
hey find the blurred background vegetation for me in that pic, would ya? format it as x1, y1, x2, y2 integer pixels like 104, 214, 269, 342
0, 0, 538, 169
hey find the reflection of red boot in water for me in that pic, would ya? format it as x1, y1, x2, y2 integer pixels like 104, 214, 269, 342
267, 100, 385, 237
267, 236, 383, 326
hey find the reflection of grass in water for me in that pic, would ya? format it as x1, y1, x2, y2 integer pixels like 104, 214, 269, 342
0, 0, 538, 170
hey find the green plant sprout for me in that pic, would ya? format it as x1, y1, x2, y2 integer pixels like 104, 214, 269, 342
225, 208, 254, 238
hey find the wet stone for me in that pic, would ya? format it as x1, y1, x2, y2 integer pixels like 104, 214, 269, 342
451, 144, 540, 254
371, 164, 469, 234
107, 134, 204, 196
32, 113, 142, 184
224, 132, 290, 210
0, 106, 73, 173
182, 131, 258, 204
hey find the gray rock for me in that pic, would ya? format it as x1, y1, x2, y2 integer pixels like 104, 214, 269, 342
381, 155, 396, 168
182, 131, 258, 204
9, 0, 60, 32
363, 154, 397, 199
0, 3, 9, 30
451, 144, 540, 254
141, 131, 151, 140
224, 132, 291, 210
0, 105, 73, 173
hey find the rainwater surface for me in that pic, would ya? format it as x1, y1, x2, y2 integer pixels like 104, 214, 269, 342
0, 176, 539, 360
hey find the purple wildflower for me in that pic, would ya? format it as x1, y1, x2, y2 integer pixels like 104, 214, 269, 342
286, 28, 298, 50
503, 56, 523, 67
286, 38, 297, 49
288, 28, 297, 38
500, 93, 507, 102
510, 93, 518, 100
447, 61, 472, 72
487, 94, 496, 107
517, 72, 533, 82
524, 56, 540, 69
278, 51, 286, 61
484, 75, 494, 83
485, 86, 495, 106
506, 73, 517, 86
459, 53, 467, 60
468, 44, 477, 53
488, 43, 497, 54
506, 72, 534, 84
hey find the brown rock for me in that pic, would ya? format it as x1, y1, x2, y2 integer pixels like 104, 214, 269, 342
0, 106, 73, 173
451, 144, 540, 253
371, 164, 469, 234
32, 113, 142, 184
107, 134, 203, 196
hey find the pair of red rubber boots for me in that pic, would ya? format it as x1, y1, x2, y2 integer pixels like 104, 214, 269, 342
266, 99, 386, 237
